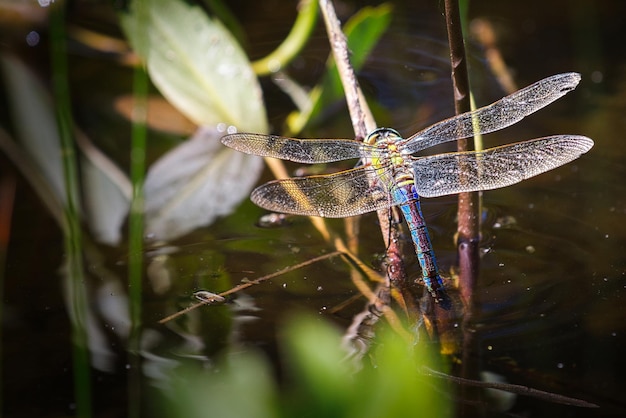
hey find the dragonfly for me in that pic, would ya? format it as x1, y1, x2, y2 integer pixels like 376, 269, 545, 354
221, 73, 594, 309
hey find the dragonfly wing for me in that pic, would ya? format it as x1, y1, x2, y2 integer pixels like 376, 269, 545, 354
412, 135, 594, 197
403, 73, 582, 153
251, 166, 392, 218
221, 132, 372, 163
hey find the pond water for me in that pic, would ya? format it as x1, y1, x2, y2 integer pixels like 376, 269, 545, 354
2, 0, 626, 417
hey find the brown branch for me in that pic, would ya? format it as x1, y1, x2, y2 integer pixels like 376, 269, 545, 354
444, 0, 479, 312
318, 0, 427, 355
422, 366, 599, 409
158, 251, 344, 324
443, 0, 482, 412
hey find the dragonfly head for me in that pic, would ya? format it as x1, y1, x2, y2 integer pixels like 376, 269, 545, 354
365, 127, 403, 145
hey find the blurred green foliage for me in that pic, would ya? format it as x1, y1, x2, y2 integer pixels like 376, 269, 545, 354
163, 315, 451, 418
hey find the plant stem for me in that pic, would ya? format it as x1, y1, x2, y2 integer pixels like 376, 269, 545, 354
49, 2, 92, 417
443, 0, 482, 413
251, 0, 318, 76
443, 0, 479, 311
127, 59, 148, 418
318, 0, 424, 347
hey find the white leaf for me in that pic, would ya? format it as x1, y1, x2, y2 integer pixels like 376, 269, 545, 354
0, 54, 66, 205
82, 155, 131, 245
75, 130, 132, 245
144, 127, 263, 241
120, 0, 268, 132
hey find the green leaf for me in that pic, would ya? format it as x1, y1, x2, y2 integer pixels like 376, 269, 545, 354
120, 0, 268, 132
343, 3, 394, 70
355, 327, 451, 418
285, 3, 393, 135
160, 315, 450, 418
283, 315, 353, 398
282, 315, 451, 418
167, 351, 279, 418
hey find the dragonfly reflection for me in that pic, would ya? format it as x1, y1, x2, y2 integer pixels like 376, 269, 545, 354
222, 73, 594, 308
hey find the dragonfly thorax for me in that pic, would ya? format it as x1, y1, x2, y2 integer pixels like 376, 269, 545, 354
365, 127, 413, 174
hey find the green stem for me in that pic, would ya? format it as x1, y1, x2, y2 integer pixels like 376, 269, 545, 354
127, 59, 148, 418
49, 2, 92, 417
251, 0, 318, 75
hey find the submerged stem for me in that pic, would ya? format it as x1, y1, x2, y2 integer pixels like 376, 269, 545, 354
50, 2, 92, 417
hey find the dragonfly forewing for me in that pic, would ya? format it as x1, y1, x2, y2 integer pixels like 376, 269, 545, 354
251, 166, 393, 217
403, 72, 582, 154
221, 132, 372, 163
412, 135, 594, 198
